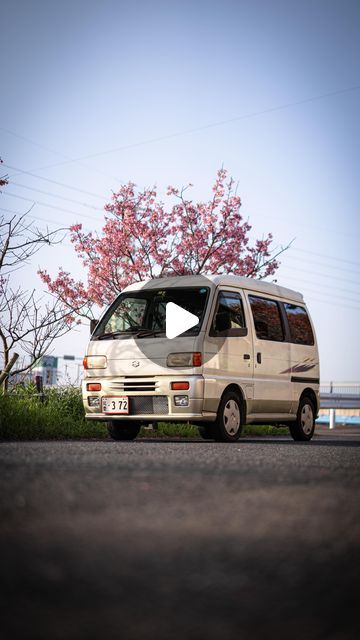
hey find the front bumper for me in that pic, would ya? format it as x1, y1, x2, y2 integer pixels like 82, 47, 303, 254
83, 374, 207, 422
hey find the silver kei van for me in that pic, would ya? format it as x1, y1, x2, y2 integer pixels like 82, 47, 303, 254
82, 275, 320, 442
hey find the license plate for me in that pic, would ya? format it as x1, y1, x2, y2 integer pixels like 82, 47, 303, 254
102, 396, 129, 414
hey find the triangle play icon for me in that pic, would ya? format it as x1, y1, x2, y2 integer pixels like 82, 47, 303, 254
165, 302, 199, 339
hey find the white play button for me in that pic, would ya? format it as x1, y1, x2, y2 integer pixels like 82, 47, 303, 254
165, 302, 199, 339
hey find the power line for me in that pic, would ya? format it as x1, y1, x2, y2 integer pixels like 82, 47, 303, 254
0, 206, 71, 237
278, 280, 360, 306
0, 206, 92, 232
6, 83, 360, 175
0, 126, 76, 159
254, 210, 355, 240
307, 294, 360, 309
2, 163, 107, 200
305, 295, 360, 313
0, 205, 36, 217
279, 264, 360, 287
283, 253, 360, 276
3, 192, 100, 222
0, 127, 123, 183
279, 274, 360, 307
253, 236, 360, 278
10, 181, 103, 212
76, 84, 360, 162
277, 273, 360, 299
291, 247, 360, 268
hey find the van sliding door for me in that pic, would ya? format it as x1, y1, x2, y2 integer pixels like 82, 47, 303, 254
247, 295, 292, 415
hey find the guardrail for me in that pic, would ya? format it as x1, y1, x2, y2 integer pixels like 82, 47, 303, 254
320, 393, 360, 409
320, 382, 360, 395
319, 382, 360, 429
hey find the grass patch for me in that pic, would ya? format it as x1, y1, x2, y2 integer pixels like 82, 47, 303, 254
0, 387, 107, 441
243, 424, 289, 436
0, 386, 289, 440
139, 423, 199, 438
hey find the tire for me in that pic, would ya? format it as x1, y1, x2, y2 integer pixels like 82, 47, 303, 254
289, 396, 315, 441
198, 425, 215, 440
107, 421, 141, 441
213, 391, 243, 442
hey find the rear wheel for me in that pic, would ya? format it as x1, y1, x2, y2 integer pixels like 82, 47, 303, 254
107, 421, 141, 441
289, 396, 315, 441
213, 391, 243, 442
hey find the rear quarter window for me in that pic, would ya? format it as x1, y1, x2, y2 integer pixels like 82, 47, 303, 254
249, 295, 284, 342
284, 303, 314, 345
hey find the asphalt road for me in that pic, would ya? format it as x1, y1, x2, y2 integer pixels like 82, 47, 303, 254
1, 434, 360, 640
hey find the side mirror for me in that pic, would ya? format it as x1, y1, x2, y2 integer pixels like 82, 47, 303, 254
217, 326, 248, 337
234, 327, 248, 337
90, 319, 99, 335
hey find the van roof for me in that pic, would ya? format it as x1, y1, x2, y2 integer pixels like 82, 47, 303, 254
123, 274, 304, 303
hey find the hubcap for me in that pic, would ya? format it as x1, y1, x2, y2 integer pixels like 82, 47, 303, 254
223, 399, 240, 435
301, 403, 314, 435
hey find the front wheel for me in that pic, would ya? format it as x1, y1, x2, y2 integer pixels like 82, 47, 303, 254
213, 391, 243, 442
289, 396, 315, 441
107, 421, 141, 441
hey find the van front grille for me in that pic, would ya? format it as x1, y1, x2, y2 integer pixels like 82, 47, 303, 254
110, 378, 158, 392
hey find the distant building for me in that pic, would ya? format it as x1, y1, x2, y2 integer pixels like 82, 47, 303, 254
32, 355, 58, 386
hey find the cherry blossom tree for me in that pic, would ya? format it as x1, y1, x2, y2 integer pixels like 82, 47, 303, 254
40, 168, 288, 320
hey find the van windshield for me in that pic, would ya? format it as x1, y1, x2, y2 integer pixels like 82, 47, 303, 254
93, 287, 210, 339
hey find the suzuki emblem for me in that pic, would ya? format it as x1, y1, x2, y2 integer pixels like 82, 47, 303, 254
132, 360, 140, 368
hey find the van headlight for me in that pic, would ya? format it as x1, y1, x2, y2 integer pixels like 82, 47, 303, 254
167, 352, 202, 367
83, 355, 107, 369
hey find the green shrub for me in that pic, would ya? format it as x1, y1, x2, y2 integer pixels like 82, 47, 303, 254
0, 386, 106, 440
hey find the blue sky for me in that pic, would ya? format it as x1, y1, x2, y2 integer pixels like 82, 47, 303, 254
1, 0, 360, 382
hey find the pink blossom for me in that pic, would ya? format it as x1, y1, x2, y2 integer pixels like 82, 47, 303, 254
40, 168, 280, 321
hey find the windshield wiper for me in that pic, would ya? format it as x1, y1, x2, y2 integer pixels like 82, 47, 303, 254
96, 327, 143, 340
96, 327, 166, 340
135, 329, 165, 338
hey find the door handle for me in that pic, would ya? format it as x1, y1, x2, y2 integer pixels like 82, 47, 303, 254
243, 354, 251, 360
257, 352, 262, 364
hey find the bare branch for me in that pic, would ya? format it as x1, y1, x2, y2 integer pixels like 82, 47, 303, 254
0, 212, 68, 274
0, 199, 76, 388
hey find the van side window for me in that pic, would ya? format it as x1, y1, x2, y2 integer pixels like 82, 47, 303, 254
284, 303, 314, 345
210, 291, 247, 337
249, 295, 284, 342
